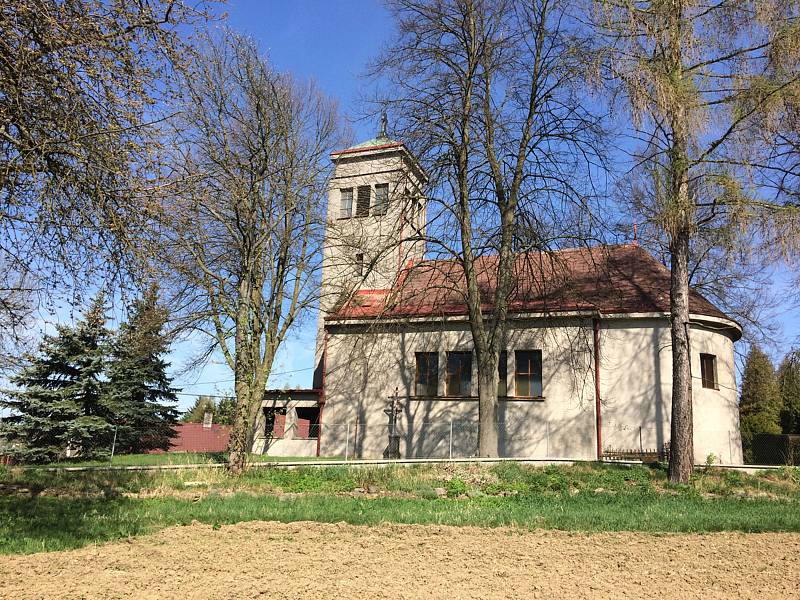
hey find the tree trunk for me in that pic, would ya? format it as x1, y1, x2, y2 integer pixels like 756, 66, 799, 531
669, 227, 694, 483
477, 356, 500, 457
227, 379, 252, 474
666, 0, 693, 485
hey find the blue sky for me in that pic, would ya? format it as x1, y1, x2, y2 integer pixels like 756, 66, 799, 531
14, 1, 796, 413
227, 0, 392, 142
166, 0, 800, 410
166, 1, 397, 408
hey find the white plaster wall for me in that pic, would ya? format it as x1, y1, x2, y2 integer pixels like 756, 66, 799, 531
599, 318, 741, 463
320, 315, 743, 464
690, 326, 742, 464
251, 438, 318, 457
599, 319, 672, 456
321, 318, 597, 460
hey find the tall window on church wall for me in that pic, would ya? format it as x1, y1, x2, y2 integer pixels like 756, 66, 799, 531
340, 188, 353, 218
446, 352, 472, 397
515, 350, 542, 397
415, 352, 438, 396
700, 353, 718, 389
374, 183, 389, 215
356, 185, 371, 217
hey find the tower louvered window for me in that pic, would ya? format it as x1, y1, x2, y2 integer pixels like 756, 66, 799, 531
356, 185, 371, 217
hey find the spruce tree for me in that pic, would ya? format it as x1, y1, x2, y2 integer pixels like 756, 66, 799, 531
215, 396, 236, 425
105, 290, 179, 454
0, 294, 113, 462
181, 395, 216, 423
778, 350, 800, 435
739, 346, 783, 462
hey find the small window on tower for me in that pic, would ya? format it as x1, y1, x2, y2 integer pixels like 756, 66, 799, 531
374, 184, 389, 215
356, 186, 371, 217
340, 188, 353, 219
356, 253, 364, 277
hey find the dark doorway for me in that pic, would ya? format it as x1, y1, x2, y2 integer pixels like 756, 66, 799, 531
295, 406, 320, 439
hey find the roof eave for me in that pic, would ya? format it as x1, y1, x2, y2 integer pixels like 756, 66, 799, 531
324, 310, 743, 340
330, 142, 430, 184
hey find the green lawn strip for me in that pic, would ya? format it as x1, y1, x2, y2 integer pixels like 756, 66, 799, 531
2, 462, 798, 501
2, 491, 799, 555
1, 463, 798, 555
0, 464, 365, 497
35, 453, 339, 468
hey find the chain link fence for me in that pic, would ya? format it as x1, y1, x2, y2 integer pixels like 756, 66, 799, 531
747, 434, 800, 466
3, 417, 797, 467
315, 420, 747, 464
318, 419, 548, 461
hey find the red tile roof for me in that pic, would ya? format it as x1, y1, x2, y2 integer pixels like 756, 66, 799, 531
327, 244, 733, 324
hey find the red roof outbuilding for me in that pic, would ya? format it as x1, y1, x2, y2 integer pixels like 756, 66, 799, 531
151, 423, 231, 453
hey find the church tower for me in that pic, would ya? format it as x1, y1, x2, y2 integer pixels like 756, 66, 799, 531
313, 123, 428, 386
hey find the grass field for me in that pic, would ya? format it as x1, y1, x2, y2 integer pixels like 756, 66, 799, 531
34, 452, 339, 468
1, 461, 798, 555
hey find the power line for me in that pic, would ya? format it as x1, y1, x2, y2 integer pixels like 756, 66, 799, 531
176, 365, 315, 388
691, 374, 739, 394
173, 391, 231, 399
178, 378, 235, 387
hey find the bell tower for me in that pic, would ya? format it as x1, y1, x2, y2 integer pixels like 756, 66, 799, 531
313, 124, 428, 386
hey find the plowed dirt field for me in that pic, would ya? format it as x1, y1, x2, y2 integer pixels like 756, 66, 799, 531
2, 521, 798, 599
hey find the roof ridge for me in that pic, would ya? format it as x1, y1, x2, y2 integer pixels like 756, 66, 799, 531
409, 243, 641, 267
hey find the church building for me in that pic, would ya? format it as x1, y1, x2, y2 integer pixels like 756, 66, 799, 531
253, 132, 744, 465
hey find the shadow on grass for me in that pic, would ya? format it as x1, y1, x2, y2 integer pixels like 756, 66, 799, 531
3, 485, 800, 556
0, 496, 151, 555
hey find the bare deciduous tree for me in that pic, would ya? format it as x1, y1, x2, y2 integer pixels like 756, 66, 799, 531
149, 30, 344, 472
0, 0, 214, 359
372, 0, 605, 456
591, 0, 800, 482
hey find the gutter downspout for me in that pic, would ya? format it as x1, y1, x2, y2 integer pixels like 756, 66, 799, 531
316, 332, 329, 457
593, 317, 603, 460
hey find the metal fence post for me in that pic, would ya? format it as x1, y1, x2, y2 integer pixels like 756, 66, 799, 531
449, 420, 453, 460
639, 426, 643, 453
110, 425, 118, 465
729, 430, 733, 464
546, 421, 550, 457
345, 422, 350, 461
